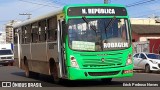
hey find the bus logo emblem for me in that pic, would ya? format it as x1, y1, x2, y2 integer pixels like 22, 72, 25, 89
101, 58, 105, 62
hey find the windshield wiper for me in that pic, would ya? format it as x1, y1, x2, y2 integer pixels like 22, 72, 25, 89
105, 16, 116, 31
82, 16, 97, 36
82, 16, 104, 51
104, 16, 116, 38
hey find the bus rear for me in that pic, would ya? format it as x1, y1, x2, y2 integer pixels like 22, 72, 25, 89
63, 4, 133, 81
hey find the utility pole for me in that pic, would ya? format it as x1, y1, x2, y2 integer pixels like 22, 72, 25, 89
104, 0, 108, 4
19, 13, 32, 20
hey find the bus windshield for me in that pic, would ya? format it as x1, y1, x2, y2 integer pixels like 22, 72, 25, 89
0, 50, 13, 55
68, 18, 131, 51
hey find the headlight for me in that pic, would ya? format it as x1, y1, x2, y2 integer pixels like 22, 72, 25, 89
149, 60, 158, 64
126, 54, 132, 65
70, 55, 79, 68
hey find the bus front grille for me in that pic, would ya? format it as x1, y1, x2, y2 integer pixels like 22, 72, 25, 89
82, 58, 122, 68
88, 71, 120, 76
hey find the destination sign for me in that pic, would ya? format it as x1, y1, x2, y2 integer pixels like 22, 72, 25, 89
67, 7, 127, 16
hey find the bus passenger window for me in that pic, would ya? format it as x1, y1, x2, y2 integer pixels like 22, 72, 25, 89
48, 29, 57, 41
14, 29, 18, 44
31, 22, 39, 43
26, 24, 31, 43
47, 17, 57, 42
54, 30, 57, 40
22, 26, 26, 44
33, 32, 39, 43
39, 20, 47, 42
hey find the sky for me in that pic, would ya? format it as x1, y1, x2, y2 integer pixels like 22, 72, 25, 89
0, 0, 160, 32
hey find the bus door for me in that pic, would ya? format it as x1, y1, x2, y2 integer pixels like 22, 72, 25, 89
57, 14, 67, 78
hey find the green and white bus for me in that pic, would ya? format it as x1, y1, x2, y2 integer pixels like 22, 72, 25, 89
13, 4, 133, 83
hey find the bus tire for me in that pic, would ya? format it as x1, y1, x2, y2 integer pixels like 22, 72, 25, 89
50, 60, 60, 83
24, 57, 30, 77
101, 78, 112, 84
24, 57, 39, 78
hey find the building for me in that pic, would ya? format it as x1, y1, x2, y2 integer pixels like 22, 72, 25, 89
5, 20, 21, 43
0, 32, 6, 44
131, 18, 160, 42
131, 18, 160, 54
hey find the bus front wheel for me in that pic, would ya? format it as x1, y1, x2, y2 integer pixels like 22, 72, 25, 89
51, 62, 60, 83
24, 59, 30, 77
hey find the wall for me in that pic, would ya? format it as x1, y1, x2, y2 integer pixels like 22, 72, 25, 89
132, 31, 140, 42
149, 39, 160, 54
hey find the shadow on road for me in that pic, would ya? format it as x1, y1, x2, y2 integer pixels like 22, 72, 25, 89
11, 72, 26, 77
59, 80, 123, 87
11, 72, 123, 87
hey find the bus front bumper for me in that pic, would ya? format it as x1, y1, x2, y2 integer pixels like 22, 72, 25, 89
68, 64, 133, 80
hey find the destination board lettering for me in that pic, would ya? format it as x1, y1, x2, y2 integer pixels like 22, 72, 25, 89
68, 7, 127, 16
103, 42, 129, 48
82, 8, 115, 15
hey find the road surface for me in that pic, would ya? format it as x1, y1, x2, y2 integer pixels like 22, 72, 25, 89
0, 66, 160, 90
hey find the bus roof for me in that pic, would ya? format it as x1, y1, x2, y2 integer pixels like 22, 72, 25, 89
13, 4, 126, 28
13, 7, 63, 28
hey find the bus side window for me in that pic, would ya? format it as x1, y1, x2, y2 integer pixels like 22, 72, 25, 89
14, 28, 18, 44
39, 20, 46, 42
26, 24, 31, 43
22, 26, 26, 44
48, 16, 57, 42
54, 30, 57, 41
31, 22, 39, 43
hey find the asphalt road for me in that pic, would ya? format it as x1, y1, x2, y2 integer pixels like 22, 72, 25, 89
0, 66, 160, 90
